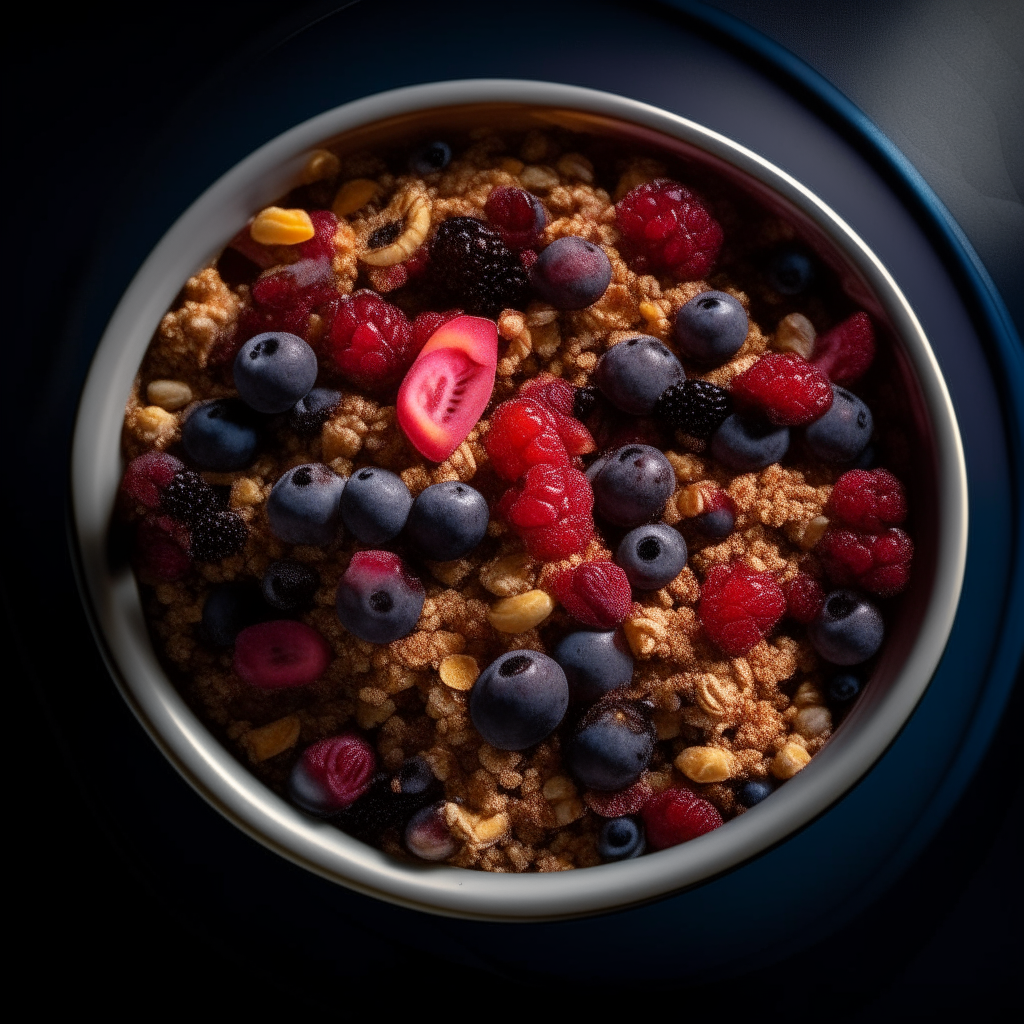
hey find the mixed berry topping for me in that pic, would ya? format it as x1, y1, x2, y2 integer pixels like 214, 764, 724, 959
335, 550, 425, 644
594, 335, 685, 416
827, 468, 907, 532
642, 788, 723, 849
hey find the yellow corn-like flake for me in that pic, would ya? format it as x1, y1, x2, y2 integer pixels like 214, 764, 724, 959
332, 178, 382, 217
250, 206, 315, 245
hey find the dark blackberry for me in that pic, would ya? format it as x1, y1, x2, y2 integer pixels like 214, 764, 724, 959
654, 379, 731, 438
573, 385, 599, 422
287, 387, 342, 437
189, 510, 248, 562
430, 217, 529, 318
262, 559, 320, 612
160, 469, 219, 525
336, 757, 441, 841
367, 220, 402, 250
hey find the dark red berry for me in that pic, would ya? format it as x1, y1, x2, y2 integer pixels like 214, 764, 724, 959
121, 451, 184, 509
410, 308, 463, 354
731, 353, 833, 426
233, 620, 332, 688
642, 787, 723, 849
291, 734, 376, 813
323, 290, 416, 393
519, 374, 596, 457
484, 398, 569, 481
298, 210, 339, 260
812, 312, 876, 386
615, 178, 723, 280
817, 526, 914, 597
484, 186, 546, 250
134, 515, 191, 581
551, 561, 633, 629
827, 468, 908, 533
783, 572, 826, 624
583, 778, 653, 818
698, 561, 786, 655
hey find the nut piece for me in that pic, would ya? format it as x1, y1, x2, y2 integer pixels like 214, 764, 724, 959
439, 654, 480, 691
771, 742, 812, 779
146, 379, 192, 411
541, 775, 577, 801
677, 483, 706, 518
360, 188, 431, 267
240, 716, 301, 763
444, 803, 509, 849
480, 552, 535, 597
332, 177, 383, 217
623, 615, 666, 658
229, 477, 263, 508
675, 746, 733, 783
774, 312, 816, 359
487, 589, 555, 633
519, 165, 560, 191
302, 148, 341, 184
134, 405, 177, 443
793, 705, 832, 738
798, 515, 830, 551
250, 206, 315, 246
792, 681, 825, 708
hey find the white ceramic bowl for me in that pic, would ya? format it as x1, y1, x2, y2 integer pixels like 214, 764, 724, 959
70, 80, 967, 922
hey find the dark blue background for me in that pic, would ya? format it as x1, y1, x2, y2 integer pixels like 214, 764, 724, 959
5, 0, 1021, 1015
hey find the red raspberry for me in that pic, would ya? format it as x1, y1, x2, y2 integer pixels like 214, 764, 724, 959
698, 561, 786, 656
234, 620, 332, 689
495, 463, 594, 561
642, 787, 723, 850
134, 515, 191, 581
812, 312, 876, 386
297, 734, 376, 811
485, 186, 546, 250
817, 526, 914, 597
120, 451, 184, 509
323, 290, 416, 393
616, 178, 723, 280
827, 468, 908, 533
783, 572, 825, 624
297, 210, 339, 260
551, 560, 632, 629
584, 778, 653, 817
411, 308, 463, 354
484, 398, 569, 481
730, 353, 833, 426
519, 374, 596, 457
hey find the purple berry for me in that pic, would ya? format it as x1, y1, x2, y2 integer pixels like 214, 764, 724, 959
767, 244, 815, 295
710, 413, 790, 472
530, 236, 611, 310
597, 816, 645, 861
335, 550, 424, 644
615, 523, 688, 590
288, 387, 341, 437
828, 672, 861, 703
552, 630, 634, 704
804, 385, 873, 463
592, 445, 675, 528
181, 398, 262, 471
405, 802, 457, 861
808, 589, 884, 665
339, 466, 412, 545
404, 481, 489, 561
233, 331, 318, 414
469, 651, 569, 751
674, 291, 748, 365
408, 140, 451, 175
262, 559, 320, 612
567, 699, 655, 792
267, 463, 345, 546
737, 779, 774, 807
594, 336, 685, 416
654, 378, 731, 438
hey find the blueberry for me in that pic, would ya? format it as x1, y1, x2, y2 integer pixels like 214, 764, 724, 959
592, 445, 675, 528
710, 413, 790, 472
335, 550, 425, 644
567, 699, 656, 791
404, 802, 457, 861
288, 387, 341, 437
593, 336, 685, 416
694, 505, 735, 540
262, 559, 320, 612
598, 816, 646, 861
828, 672, 861, 703
233, 332, 318, 414
850, 442, 878, 470
674, 291, 748, 365
767, 244, 815, 295
553, 630, 634, 704
530, 236, 612, 310
808, 589, 884, 665
404, 481, 489, 561
737, 779, 774, 807
469, 651, 569, 751
181, 398, 262, 471
339, 467, 412, 545
267, 463, 345, 546
201, 582, 269, 647
804, 386, 873, 463
409, 140, 451, 175
615, 524, 688, 590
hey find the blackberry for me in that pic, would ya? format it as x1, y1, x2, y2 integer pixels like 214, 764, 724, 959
287, 387, 342, 437
430, 217, 529, 318
336, 757, 441, 841
160, 469, 219, 525
262, 559, 320, 612
190, 510, 248, 562
654, 379, 731, 438
573, 385, 599, 422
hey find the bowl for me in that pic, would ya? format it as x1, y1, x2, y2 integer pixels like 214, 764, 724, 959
70, 79, 967, 921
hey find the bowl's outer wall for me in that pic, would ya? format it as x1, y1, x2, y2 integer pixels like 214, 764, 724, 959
56, 0, 1021, 979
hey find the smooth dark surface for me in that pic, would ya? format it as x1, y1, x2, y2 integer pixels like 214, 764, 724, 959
5, 0, 1021, 1014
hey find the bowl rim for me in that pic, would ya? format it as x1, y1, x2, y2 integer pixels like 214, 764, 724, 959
69, 78, 968, 922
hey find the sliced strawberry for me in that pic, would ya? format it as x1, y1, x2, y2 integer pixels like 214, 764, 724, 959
397, 315, 498, 462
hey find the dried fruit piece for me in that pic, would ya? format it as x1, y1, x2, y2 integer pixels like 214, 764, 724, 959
551, 561, 633, 629
583, 778, 653, 818
233, 620, 332, 689
698, 561, 786, 656
288, 734, 376, 814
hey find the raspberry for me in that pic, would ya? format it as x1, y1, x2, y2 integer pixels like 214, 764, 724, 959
120, 451, 184, 509
642, 787, 723, 849
812, 312, 876, 386
430, 217, 530, 318
731, 353, 833, 426
297, 209, 339, 260
484, 398, 569, 481
615, 179, 723, 280
495, 463, 594, 561
323, 290, 416, 393
484, 186, 546, 250
160, 469, 219, 525
583, 778, 653, 817
827, 468, 908, 533
189, 510, 248, 562
654, 378, 731, 438
783, 572, 825, 624
410, 308, 463, 353
817, 526, 914, 597
134, 515, 191, 581
698, 561, 786, 656
551, 561, 633, 629
519, 374, 596, 457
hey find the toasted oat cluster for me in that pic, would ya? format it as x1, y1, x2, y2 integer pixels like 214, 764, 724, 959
118, 125, 913, 871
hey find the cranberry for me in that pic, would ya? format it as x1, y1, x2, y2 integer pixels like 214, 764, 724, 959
233, 620, 332, 688
642, 787, 723, 849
